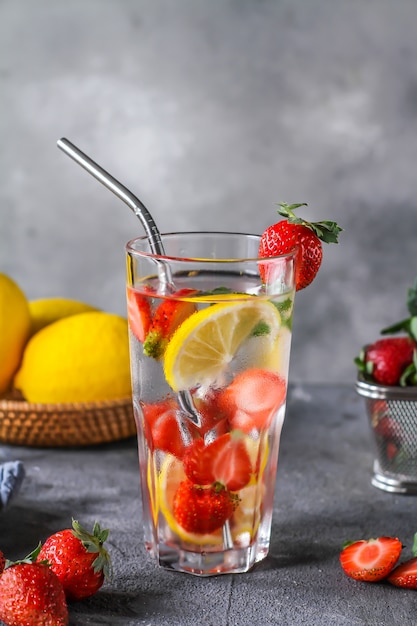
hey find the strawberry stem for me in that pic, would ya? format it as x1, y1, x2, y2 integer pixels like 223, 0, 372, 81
276, 202, 343, 244
71, 518, 113, 580
4, 542, 43, 569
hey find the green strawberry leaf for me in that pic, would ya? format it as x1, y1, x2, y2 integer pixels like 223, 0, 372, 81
354, 353, 366, 373
410, 317, 417, 341
400, 350, 417, 386
381, 318, 411, 335
412, 532, 417, 558
407, 279, 417, 316
5, 542, 43, 569
381, 279, 417, 338
365, 361, 374, 376
309, 221, 343, 244
276, 202, 343, 244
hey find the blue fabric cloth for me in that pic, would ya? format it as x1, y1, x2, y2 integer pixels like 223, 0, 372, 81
0, 461, 25, 510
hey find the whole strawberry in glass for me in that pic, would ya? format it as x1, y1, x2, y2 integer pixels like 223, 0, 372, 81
258, 202, 342, 291
37, 519, 112, 601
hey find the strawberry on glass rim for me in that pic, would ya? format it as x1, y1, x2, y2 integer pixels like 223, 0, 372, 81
259, 202, 342, 291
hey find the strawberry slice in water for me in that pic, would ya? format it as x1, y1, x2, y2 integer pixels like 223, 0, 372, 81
183, 432, 252, 492
219, 368, 287, 433
191, 389, 229, 439
127, 286, 153, 343
142, 399, 186, 459
143, 288, 197, 359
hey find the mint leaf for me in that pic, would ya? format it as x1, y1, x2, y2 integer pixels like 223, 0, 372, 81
251, 321, 271, 336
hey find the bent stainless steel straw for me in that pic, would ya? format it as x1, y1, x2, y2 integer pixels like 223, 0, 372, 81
56, 137, 201, 426
57, 137, 165, 256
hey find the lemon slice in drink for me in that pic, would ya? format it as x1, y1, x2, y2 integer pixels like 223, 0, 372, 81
164, 300, 281, 392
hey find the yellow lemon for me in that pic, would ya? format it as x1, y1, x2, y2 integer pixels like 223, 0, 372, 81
0, 273, 31, 394
163, 300, 281, 392
14, 311, 131, 403
29, 297, 98, 335
232, 481, 266, 541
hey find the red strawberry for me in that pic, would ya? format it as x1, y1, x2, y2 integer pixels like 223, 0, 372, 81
183, 431, 252, 491
190, 389, 229, 439
357, 337, 416, 386
127, 286, 152, 342
173, 480, 238, 534
388, 556, 417, 589
143, 288, 197, 358
374, 415, 404, 461
219, 368, 287, 433
340, 536, 402, 582
259, 202, 342, 291
142, 398, 186, 458
37, 519, 112, 601
0, 549, 5, 575
0, 560, 68, 626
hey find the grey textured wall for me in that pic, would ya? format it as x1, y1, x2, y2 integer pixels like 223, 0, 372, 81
1, 0, 416, 384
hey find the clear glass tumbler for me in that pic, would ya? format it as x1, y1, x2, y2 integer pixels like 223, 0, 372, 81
126, 232, 296, 576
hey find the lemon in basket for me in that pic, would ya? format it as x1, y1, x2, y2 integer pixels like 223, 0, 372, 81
29, 297, 98, 335
0, 273, 31, 394
14, 311, 131, 403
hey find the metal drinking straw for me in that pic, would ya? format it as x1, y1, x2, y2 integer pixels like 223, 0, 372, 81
57, 137, 233, 548
57, 138, 164, 256
56, 138, 200, 425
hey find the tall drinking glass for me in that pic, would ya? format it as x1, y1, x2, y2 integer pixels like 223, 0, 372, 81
126, 232, 295, 576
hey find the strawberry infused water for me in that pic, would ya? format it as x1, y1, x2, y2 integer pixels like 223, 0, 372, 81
55, 142, 341, 574
126, 232, 296, 575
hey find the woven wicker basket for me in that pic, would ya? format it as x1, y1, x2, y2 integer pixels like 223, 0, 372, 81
0, 391, 136, 447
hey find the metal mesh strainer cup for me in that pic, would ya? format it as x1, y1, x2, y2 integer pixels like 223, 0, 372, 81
356, 375, 417, 494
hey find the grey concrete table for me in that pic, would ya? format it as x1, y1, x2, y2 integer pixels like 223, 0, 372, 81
1, 384, 416, 626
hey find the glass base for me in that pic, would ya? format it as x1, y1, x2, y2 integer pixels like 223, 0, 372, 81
372, 459, 417, 494
148, 542, 268, 576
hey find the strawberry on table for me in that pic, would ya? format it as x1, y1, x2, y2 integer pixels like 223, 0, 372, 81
218, 368, 287, 433
388, 556, 417, 589
259, 202, 342, 291
37, 519, 112, 601
388, 531, 417, 589
0, 549, 5, 575
173, 480, 238, 534
0, 557, 68, 626
356, 337, 416, 386
143, 288, 197, 359
339, 536, 402, 582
